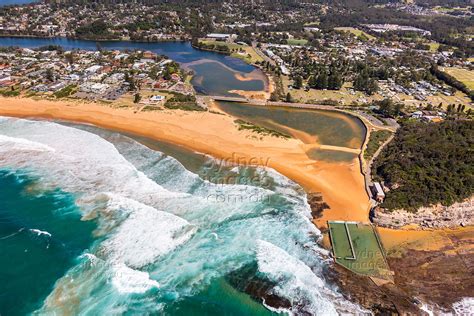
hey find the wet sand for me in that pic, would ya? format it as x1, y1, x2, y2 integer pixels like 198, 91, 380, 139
230, 72, 274, 100
379, 226, 474, 253
0, 97, 370, 226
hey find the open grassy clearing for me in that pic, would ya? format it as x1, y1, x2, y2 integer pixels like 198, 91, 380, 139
282, 77, 383, 104
364, 130, 392, 161
282, 76, 472, 109
443, 67, 474, 90
334, 27, 376, 41
286, 38, 308, 46
198, 40, 263, 64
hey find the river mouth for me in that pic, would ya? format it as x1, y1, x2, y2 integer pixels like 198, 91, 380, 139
0, 36, 366, 164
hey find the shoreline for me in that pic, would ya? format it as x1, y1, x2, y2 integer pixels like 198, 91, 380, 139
1, 96, 472, 313
1, 96, 469, 233
0, 96, 370, 226
0, 34, 190, 43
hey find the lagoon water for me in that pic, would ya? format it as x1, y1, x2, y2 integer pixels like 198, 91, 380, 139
0, 0, 36, 6
217, 102, 366, 162
0, 37, 367, 314
0, 37, 265, 96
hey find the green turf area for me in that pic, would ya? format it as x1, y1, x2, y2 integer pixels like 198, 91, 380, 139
329, 221, 392, 280
334, 27, 376, 41
364, 130, 392, 161
286, 38, 308, 46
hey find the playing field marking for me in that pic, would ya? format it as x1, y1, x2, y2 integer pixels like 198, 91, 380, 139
344, 222, 357, 260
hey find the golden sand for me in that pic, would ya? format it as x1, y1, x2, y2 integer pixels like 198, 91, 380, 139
378, 226, 474, 252
230, 72, 274, 100
229, 89, 270, 100
0, 96, 370, 226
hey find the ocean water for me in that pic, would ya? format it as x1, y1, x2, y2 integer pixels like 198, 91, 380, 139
0, 170, 96, 315
0, 117, 366, 314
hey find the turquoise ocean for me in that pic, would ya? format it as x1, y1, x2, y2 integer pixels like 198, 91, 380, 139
0, 118, 366, 315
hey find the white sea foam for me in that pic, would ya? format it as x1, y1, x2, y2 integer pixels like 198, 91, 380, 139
0, 118, 185, 207
0, 134, 55, 153
452, 297, 474, 315
111, 263, 160, 294
256, 240, 368, 315
420, 302, 435, 316
80, 253, 100, 265
256, 240, 337, 315
100, 195, 196, 268
29, 229, 52, 237
0, 117, 365, 314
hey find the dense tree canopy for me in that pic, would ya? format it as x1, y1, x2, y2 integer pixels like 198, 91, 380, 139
373, 120, 474, 212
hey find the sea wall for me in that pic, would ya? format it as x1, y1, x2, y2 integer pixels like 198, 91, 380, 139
373, 196, 474, 229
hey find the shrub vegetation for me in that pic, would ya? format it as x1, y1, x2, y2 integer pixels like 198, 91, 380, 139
372, 120, 474, 211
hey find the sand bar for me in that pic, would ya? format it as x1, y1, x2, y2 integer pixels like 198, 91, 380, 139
0, 96, 370, 226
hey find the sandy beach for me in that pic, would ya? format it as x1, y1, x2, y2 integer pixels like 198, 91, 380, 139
0, 96, 370, 226
2, 96, 473, 313
230, 71, 275, 100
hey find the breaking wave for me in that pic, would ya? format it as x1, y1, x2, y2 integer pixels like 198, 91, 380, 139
0, 117, 365, 314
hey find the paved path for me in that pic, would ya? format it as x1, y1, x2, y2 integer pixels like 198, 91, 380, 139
365, 133, 395, 185
252, 42, 275, 66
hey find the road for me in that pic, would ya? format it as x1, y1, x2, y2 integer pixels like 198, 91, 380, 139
251, 42, 275, 66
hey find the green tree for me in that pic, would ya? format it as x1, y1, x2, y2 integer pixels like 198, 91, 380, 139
133, 93, 141, 104
315, 70, 328, 89
328, 71, 343, 90
375, 98, 404, 117
293, 76, 303, 89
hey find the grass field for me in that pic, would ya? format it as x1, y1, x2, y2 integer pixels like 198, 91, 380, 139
286, 38, 308, 46
443, 67, 474, 90
199, 40, 242, 50
334, 27, 376, 41
364, 130, 392, 161
198, 40, 263, 64
329, 221, 392, 280
282, 76, 472, 109
282, 77, 384, 104
428, 41, 440, 52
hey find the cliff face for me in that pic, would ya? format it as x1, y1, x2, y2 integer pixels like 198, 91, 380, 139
373, 196, 474, 229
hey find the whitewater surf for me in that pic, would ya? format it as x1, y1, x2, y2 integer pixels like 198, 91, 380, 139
0, 117, 366, 314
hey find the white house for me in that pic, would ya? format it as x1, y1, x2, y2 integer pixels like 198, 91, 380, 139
206, 33, 234, 41
371, 182, 385, 202
150, 95, 165, 103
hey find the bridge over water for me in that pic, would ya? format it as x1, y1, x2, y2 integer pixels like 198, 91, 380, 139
204, 95, 267, 105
